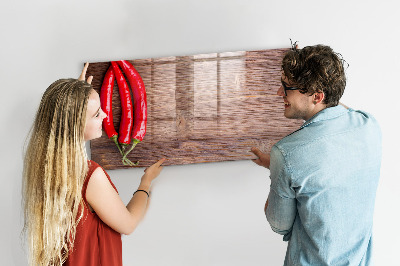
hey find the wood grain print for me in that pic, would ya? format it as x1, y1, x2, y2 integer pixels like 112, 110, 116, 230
87, 48, 303, 169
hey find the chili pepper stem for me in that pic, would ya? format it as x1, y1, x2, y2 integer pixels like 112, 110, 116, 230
112, 137, 134, 166
119, 143, 132, 166
122, 155, 134, 166
122, 139, 140, 166
111, 136, 123, 155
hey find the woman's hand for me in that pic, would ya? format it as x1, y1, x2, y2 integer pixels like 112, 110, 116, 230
251, 147, 270, 169
141, 158, 166, 186
78, 62, 93, 84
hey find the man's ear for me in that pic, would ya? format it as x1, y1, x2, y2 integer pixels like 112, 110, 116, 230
313, 92, 325, 104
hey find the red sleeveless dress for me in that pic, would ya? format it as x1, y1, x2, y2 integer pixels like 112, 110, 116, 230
64, 160, 122, 265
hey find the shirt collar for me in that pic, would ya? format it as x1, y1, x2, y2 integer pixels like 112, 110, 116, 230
301, 105, 349, 129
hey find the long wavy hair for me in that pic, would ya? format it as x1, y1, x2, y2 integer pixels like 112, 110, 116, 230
23, 79, 93, 265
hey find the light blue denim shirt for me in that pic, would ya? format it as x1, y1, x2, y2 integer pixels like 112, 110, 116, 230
266, 105, 382, 266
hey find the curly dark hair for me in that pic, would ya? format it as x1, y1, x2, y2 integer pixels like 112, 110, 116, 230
281, 44, 347, 107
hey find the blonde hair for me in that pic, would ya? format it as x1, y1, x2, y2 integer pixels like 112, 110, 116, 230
23, 79, 93, 265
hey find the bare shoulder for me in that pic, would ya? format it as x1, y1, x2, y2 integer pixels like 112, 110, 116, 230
91, 166, 107, 180
86, 166, 114, 199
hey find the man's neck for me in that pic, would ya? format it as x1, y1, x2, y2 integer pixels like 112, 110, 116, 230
304, 104, 327, 121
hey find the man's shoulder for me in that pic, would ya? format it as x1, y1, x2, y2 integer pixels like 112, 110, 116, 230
273, 129, 310, 158
348, 109, 380, 126
274, 107, 381, 157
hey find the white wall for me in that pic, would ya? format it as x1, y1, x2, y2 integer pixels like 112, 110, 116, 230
2, 0, 399, 265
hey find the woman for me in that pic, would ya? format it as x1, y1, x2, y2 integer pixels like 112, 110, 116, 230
22, 63, 165, 265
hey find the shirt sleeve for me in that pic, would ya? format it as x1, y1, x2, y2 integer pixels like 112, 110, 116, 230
266, 145, 297, 241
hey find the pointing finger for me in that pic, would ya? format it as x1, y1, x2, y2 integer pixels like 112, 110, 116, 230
78, 62, 89, 81
251, 147, 263, 158
87, 75, 93, 84
156, 158, 166, 166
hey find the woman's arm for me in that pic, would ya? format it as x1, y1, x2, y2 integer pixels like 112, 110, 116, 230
86, 158, 165, 235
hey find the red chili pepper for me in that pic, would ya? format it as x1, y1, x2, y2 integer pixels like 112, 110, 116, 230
100, 65, 117, 140
117, 60, 147, 162
111, 61, 133, 146
100, 65, 133, 165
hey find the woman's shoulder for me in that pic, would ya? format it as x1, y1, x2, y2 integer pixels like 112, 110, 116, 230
86, 160, 118, 193
84, 160, 104, 187
88, 159, 101, 170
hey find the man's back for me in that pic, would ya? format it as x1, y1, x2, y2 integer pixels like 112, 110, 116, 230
267, 105, 382, 266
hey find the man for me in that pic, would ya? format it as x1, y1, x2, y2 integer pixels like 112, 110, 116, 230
251, 44, 381, 265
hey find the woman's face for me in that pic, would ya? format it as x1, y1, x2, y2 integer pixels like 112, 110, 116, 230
84, 90, 107, 141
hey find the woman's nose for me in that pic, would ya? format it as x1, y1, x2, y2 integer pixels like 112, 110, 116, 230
101, 109, 107, 119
